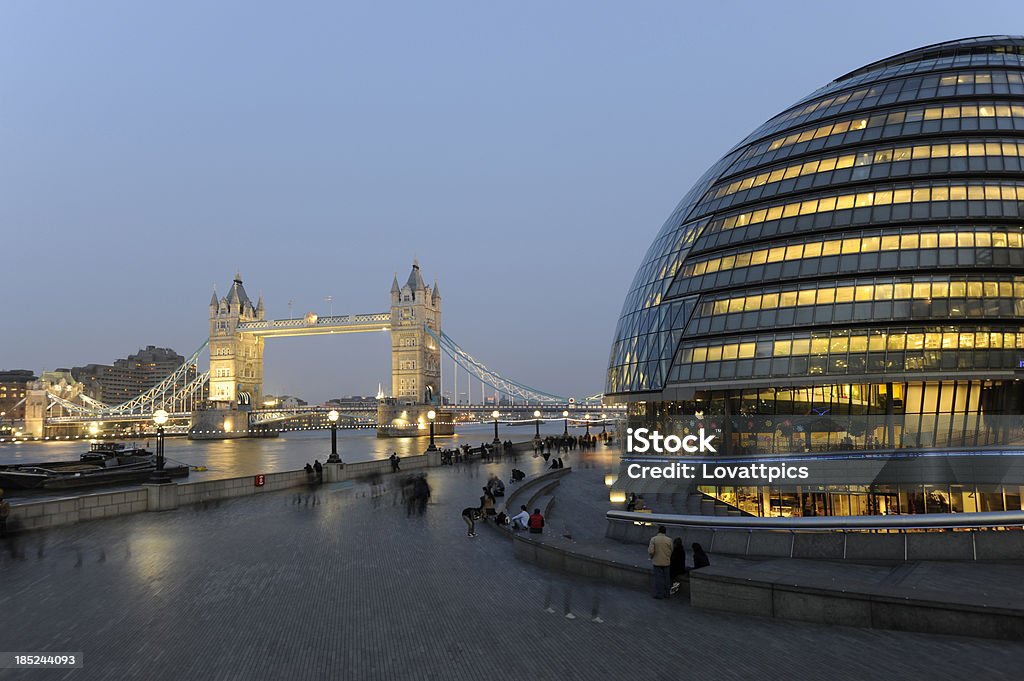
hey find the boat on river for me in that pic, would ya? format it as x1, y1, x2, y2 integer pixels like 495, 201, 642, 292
0, 442, 189, 490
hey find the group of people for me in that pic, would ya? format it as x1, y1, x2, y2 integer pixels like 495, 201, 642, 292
464, 501, 544, 538
485, 474, 505, 498
532, 432, 613, 457
648, 525, 711, 599
303, 460, 324, 485
439, 440, 517, 466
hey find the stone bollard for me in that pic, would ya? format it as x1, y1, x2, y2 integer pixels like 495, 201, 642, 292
144, 482, 179, 512
323, 462, 345, 483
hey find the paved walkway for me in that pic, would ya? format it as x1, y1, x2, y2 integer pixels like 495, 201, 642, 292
2, 449, 1022, 681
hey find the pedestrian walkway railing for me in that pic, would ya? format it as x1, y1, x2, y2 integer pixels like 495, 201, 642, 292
606, 509, 1024, 531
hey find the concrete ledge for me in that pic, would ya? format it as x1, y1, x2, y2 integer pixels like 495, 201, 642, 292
689, 569, 1024, 641
606, 516, 1024, 562
512, 534, 654, 593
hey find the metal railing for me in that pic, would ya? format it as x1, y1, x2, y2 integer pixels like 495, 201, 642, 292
238, 313, 390, 331
606, 509, 1024, 531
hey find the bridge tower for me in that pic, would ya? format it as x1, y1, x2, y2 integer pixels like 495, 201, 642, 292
390, 261, 441, 404
208, 273, 265, 409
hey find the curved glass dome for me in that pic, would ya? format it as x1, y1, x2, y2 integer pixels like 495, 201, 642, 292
607, 35, 1024, 401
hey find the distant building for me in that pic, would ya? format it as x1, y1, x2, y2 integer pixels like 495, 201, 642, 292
326, 395, 377, 409
0, 369, 36, 420
263, 394, 308, 409
72, 346, 191, 405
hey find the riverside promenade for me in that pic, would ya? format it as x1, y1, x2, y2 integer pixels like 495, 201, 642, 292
2, 448, 1022, 680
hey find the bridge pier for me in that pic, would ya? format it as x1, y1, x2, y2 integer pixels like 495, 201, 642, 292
376, 401, 454, 438
189, 406, 277, 440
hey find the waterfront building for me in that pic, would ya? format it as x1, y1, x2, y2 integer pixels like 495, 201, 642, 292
607, 37, 1024, 517
0, 369, 36, 422
72, 346, 193, 405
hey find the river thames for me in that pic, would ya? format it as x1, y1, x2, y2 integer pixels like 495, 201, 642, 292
0, 422, 598, 497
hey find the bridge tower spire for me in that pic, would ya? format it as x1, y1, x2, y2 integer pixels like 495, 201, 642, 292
208, 272, 265, 410
390, 261, 441, 404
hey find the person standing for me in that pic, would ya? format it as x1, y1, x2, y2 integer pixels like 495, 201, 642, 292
0, 489, 10, 538
313, 459, 323, 485
648, 526, 673, 599
390, 452, 401, 472
669, 537, 687, 595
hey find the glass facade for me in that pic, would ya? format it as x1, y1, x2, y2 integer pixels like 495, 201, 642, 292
607, 37, 1024, 516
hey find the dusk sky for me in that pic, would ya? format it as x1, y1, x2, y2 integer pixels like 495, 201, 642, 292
1, 1, 1019, 402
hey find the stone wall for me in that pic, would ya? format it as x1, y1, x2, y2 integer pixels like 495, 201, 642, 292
605, 516, 1024, 561
5, 451, 444, 534
1, 439, 550, 534
10, 488, 150, 532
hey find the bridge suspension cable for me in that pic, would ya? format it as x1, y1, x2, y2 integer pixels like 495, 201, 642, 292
45, 341, 210, 419
426, 326, 579, 405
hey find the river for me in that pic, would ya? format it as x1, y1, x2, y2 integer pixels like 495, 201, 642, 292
0, 422, 589, 497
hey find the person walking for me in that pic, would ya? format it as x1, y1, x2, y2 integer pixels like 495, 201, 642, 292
0, 489, 10, 538
648, 526, 673, 599
414, 475, 431, 515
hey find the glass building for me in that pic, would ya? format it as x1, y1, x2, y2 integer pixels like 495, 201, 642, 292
606, 36, 1024, 517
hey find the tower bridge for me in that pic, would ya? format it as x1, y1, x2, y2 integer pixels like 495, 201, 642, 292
21, 261, 612, 440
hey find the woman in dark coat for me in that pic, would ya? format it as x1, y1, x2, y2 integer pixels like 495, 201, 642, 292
691, 542, 710, 569
670, 537, 687, 587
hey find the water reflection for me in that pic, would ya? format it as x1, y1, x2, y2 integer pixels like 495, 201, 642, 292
0, 423, 576, 485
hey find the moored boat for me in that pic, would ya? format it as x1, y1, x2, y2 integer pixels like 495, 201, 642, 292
0, 442, 189, 490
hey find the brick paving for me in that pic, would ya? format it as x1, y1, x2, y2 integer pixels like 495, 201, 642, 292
2, 450, 1022, 681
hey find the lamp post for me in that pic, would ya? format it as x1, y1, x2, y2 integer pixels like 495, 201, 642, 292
491, 410, 501, 445
584, 414, 591, 437
533, 410, 542, 440
326, 410, 341, 462
562, 410, 569, 436
426, 410, 438, 452
601, 413, 607, 434
151, 409, 170, 483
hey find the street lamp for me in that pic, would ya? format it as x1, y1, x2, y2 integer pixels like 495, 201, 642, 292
326, 410, 341, 462
562, 410, 569, 436
151, 409, 170, 483
601, 413, 608, 434
491, 410, 501, 444
584, 414, 591, 437
533, 410, 542, 440
426, 410, 438, 452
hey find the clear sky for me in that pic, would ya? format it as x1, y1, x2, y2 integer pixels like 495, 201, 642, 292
1, 1, 1020, 402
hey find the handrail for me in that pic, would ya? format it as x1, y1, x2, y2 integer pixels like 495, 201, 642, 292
606, 509, 1024, 531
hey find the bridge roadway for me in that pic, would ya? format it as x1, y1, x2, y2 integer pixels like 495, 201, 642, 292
3, 452, 1015, 680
